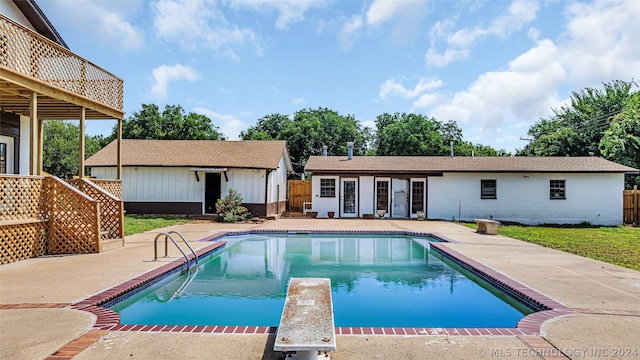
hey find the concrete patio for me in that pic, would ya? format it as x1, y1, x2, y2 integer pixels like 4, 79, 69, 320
1, 219, 639, 359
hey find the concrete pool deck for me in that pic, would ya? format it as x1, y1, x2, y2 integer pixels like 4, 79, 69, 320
1, 219, 639, 359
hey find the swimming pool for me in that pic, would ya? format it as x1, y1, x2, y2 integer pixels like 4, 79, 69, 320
109, 233, 533, 328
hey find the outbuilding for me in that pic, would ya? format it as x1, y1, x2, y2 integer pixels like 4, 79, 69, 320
86, 140, 293, 217
304, 152, 639, 225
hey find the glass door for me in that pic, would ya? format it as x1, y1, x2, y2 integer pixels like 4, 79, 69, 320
340, 178, 358, 217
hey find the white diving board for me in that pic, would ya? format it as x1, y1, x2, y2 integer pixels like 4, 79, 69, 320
274, 278, 336, 360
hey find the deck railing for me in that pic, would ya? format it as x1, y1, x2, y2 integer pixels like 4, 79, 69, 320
68, 178, 124, 241
0, 14, 123, 111
0, 175, 116, 264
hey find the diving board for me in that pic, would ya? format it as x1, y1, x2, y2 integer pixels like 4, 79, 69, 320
274, 278, 336, 360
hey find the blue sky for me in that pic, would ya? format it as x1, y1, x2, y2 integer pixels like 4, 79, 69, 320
37, 0, 640, 153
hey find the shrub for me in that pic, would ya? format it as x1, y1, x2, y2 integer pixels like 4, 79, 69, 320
215, 189, 250, 222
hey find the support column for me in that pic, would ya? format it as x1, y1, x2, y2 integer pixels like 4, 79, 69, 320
38, 118, 43, 175
117, 118, 122, 180
79, 108, 85, 178
29, 92, 38, 175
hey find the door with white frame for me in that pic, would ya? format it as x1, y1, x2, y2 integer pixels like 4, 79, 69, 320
391, 178, 409, 217
340, 178, 358, 218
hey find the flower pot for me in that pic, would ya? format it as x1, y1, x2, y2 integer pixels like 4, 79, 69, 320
416, 211, 425, 221
377, 210, 386, 218
327, 211, 335, 218
309, 211, 318, 218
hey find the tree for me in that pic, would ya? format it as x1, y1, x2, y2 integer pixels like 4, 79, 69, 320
42, 120, 103, 179
108, 104, 225, 141
524, 80, 639, 188
241, 108, 372, 171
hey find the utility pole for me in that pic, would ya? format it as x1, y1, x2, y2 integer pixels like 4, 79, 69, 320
520, 137, 533, 156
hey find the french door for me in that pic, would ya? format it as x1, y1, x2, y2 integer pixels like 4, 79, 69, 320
340, 178, 358, 218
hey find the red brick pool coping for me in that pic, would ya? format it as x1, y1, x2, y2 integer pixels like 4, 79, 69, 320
29, 230, 577, 358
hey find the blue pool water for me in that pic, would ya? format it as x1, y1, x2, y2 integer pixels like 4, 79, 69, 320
110, 234, 532, 328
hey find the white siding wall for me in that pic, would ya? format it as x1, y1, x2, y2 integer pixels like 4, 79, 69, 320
221, 168, 266, 204
0, 0, 36, 30
0, 135, 14, 173
266, 156, 288, 203
427, 172, 624, 225
311, 176, 340, 217
359, 176, 374, 216
19, 115, 30, 175
90, 167, 204, 202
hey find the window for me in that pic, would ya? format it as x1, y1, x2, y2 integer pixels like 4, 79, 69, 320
320, 178, 336, 197
411, 181, 424, 213
0, 143, 6, 174
481, 179, 496, 199
550, 180, 565, 199
376, 181, 389, 211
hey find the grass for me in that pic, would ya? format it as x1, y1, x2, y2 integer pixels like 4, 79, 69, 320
463, 223, 640, 271
124, 215, 196, 236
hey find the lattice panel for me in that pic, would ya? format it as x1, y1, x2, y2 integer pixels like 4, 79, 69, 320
69, 179, 123, 240
42, 177, 100, 254
0, 222, 47, 264
0, 176, 45, 221
90, 179, 123, 199
0, 14, 123, 110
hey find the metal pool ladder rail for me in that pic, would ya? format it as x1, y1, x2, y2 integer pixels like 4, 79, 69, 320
153, 231, 199, 271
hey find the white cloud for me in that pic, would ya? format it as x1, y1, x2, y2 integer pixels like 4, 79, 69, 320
193, 108, 249, 140
152, 0, 258, 56
426, 0, 540, 67
379, 77, 444, 101
150, 64, 199, 99
430, 39, 565, 135
291, 98, 308, 105
366, 0, 426, 26
230, 0, 326, 30
338, 15, 363, 50
560, 0, 640, 84
38, 0, 144, 50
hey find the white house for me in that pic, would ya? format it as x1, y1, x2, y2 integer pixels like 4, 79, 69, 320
304, 153, 639, 225
85, 140, 293, 217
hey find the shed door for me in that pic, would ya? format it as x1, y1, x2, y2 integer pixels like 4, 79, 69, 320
205, 173, 221, 214
392, 178, 409, 218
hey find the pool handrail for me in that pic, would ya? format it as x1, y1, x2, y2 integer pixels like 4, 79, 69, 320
153, 231, 198, 271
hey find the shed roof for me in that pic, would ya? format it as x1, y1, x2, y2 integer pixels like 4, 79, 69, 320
86, 140, 293, 171
304, 156, 639, 174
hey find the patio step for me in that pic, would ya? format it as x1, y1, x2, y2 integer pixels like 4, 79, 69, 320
100, 238, 124, 252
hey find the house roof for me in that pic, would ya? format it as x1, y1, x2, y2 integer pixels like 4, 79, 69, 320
304, 156, 640, 174
12, 0, 68, 48
86, 140, 293, 171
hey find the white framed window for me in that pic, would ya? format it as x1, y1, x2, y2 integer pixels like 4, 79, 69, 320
550, 180, 566, 199
320, 178, 336, 197
481, 179, 497, 199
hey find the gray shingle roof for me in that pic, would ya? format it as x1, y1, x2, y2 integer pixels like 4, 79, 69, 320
304, 156, 639, 174
85, 140, 292, 170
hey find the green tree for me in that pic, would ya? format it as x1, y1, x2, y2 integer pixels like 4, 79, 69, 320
524, 80, 639, 188
375, 113, 448, 156
241, 108, 372, 171
42, 120, 103, 179
109, 104, 225, 141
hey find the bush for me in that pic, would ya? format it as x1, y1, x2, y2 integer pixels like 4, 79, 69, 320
215, 189, 250, 222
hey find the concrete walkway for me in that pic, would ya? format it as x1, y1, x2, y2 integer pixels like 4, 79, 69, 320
1, 219, 639, 359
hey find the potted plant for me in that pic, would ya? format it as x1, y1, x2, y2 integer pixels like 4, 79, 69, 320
377, 210, 386, 218
327, 211, 335, 218
309, 211, 318, 218
416, 211, 425, 221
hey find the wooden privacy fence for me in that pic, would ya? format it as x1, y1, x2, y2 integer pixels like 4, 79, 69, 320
288, 180, 312, 211
623, 185, 639, 225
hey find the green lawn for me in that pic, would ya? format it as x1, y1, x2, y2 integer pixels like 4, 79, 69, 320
463, 223, 640, 271
124, 215, 195, 236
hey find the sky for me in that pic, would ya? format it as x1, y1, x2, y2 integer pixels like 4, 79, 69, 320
36, 0, 640, 153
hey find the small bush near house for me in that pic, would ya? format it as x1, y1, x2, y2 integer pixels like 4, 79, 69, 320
216, 189, 251, 223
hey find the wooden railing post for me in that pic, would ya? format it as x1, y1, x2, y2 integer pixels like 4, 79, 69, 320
635, 185, 639, 225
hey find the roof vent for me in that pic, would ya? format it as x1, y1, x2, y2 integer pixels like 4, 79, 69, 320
322, 145, 328, 156
450, 141, 454, 158
347, 142, 354, 160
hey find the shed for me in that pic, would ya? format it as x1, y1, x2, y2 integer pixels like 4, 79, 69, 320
86, 140, 293, 217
